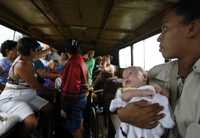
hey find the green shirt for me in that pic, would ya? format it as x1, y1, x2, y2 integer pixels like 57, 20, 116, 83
86, 58, 95, 85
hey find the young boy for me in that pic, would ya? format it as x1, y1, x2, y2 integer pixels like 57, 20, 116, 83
110, 66, 174, 138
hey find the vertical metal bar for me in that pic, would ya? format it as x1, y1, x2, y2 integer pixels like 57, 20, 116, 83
143, 40, 145, 69
131, 44, 133, 66
13, 31, 16, 40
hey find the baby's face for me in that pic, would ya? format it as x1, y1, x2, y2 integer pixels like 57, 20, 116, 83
122, 67, 146, 87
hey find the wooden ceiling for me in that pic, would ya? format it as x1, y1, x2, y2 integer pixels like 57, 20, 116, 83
0, 0, 177, 54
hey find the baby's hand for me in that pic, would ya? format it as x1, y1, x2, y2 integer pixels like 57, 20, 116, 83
152, 83, 169, 98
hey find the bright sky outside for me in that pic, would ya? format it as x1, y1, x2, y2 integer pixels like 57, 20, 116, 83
119, 46, 131, 68
119, 34, 164, 70
0, 25, 14, 58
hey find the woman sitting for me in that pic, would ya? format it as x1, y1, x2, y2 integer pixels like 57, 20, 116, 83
0, 37, 55, 138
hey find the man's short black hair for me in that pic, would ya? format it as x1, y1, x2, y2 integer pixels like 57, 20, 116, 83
17, 37, 41, 56
175, 0, 200, 23
68, 40, 80, 54
0, 40, 17, 57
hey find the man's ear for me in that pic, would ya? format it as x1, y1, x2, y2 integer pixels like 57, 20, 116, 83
186, 21, 200, 38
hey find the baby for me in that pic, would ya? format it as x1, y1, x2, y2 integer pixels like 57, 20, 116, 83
110, 66, 174, 138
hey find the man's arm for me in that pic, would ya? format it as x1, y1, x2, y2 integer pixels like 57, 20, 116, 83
117, 100, 165, 128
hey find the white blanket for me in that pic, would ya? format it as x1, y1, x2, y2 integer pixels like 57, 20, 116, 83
110, 85, 174, 138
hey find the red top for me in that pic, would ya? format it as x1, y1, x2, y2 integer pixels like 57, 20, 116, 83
61, 54, 88, 96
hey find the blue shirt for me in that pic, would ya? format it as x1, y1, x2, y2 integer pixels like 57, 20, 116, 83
56, 64, 65, 73
0, 57, 12, 84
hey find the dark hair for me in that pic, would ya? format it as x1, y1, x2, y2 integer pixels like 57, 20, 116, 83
0, 40, 17, 57
68, 41, 80, 54
175, 0, 200, 23
17, 37, 41, 56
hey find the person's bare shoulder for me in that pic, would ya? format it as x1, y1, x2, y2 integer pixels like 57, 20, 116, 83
14, 60, 32, 75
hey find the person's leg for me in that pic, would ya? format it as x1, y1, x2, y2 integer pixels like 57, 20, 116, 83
0, 100, 37, 138
64, 108, 83, 138
61, 94, 87, 138
20, 114, 38, 138
72, 120, 85, 138
73, 128, 82, 138
23, 114, 38, 129
29, 94, 54, 138
72, 95, 87, 138
39, 103, 55, 138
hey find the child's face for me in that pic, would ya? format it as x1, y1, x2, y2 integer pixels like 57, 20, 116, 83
122, 67, 146, 87
36, 68, 47, 77
7, 47, 17, 60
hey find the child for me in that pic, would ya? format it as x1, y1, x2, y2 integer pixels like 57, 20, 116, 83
109, 66, 174, 138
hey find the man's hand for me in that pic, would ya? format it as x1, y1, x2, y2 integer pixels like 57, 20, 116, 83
117, 100, 165, 129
